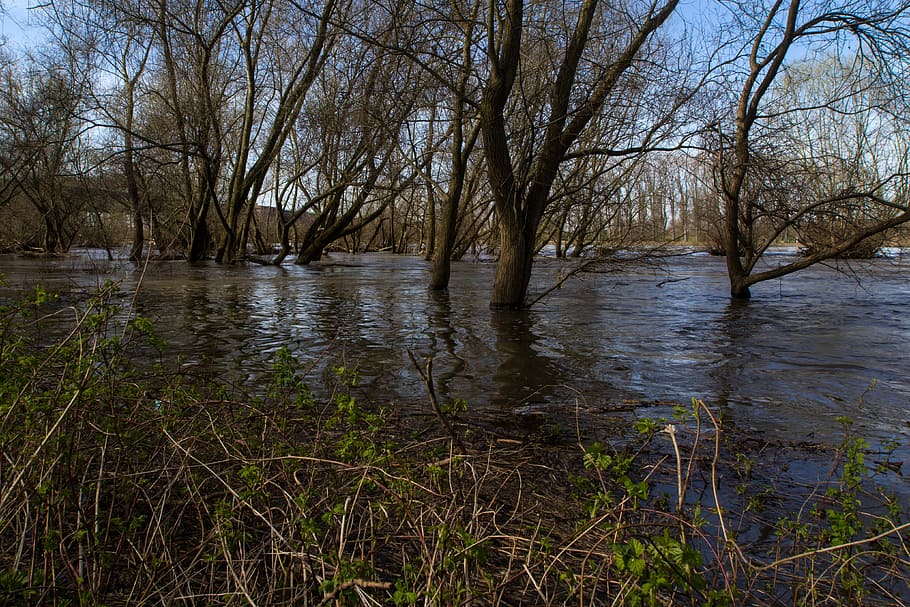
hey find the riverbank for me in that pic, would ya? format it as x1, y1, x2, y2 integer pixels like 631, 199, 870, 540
1, 285, 907, 606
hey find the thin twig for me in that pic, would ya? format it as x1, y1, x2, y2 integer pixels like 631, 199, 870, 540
663, 424, 684, 513
317, 579, 392, 606
524, 258, 604, 308
750, 521, 910, 572
407, 349, 466, 454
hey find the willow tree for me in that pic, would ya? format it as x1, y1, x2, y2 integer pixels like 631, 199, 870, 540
715, 0, 910, 298
47, 0, 156, 262
143, 0, 241, 261
259, 2, 426, 265
479, 0, 680, 309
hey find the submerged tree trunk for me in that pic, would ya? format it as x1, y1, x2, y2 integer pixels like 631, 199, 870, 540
490, 218, 535, 308
480, 0, 680, 309
295, 239, 326, 263
710, 0, 910, 298
430, 179, 466, 289
723, 179, 751, 298
188, 200, 210, 262
430, 125, 479, 289
43, 215, 61, 254
430, 0, 481, 289
124, 129, 145, 263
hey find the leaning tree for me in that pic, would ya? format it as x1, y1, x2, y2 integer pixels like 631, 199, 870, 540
713, 0, 910, 298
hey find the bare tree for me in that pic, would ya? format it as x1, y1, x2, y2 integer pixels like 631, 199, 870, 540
0, 53, 91, 253
259, 5, 424, 264
543, 152, 646, 256
480, 0, 681, 309
214, 0, 340, 264
714, 0, 910, 298
51, 0, 157, 261
429, 0, 482, 289
143, 0, 241, 261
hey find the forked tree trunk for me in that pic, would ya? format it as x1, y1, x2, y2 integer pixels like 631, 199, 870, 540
723, 191, 751, 299
480, 0, 679, 309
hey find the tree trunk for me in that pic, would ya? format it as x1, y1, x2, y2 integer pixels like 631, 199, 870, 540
423, 103, 438, 261
424, 189, 436, 260
723, 182, 751, 298
296, 240, 325, 264
269, 222, 293, 265
430, 125, 478, 289
43, 215, 60, 254
490, 218, 534, 309
128, 201, 144, 263
480, 0, 678, 308
729, 276, 751, 299
430, 186, 462, 289
124, 130, 145, 263
188, 196, 211, 262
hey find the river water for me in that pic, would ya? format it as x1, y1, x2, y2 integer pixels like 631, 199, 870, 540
2, 248, 909, 468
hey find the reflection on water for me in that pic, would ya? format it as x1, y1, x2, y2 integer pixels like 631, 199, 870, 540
2, 249, 909, 462
424, 290, 466, 397
488, 309, 568, 407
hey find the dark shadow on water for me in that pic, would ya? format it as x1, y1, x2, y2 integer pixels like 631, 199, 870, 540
706, 299, 753, 410
488, 309, 566, 409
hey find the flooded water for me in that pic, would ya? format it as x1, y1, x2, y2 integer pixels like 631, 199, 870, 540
2, 248, 910, 467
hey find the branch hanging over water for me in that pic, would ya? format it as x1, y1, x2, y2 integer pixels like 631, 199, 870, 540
524, 258, 605, 308
525, 245, 698, 307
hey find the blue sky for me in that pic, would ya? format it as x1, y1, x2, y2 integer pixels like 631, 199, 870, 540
1, 0, 41, 49
2, 0, 718, 54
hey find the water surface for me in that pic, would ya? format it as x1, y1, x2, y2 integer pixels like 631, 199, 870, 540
2, 248, 909, 467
